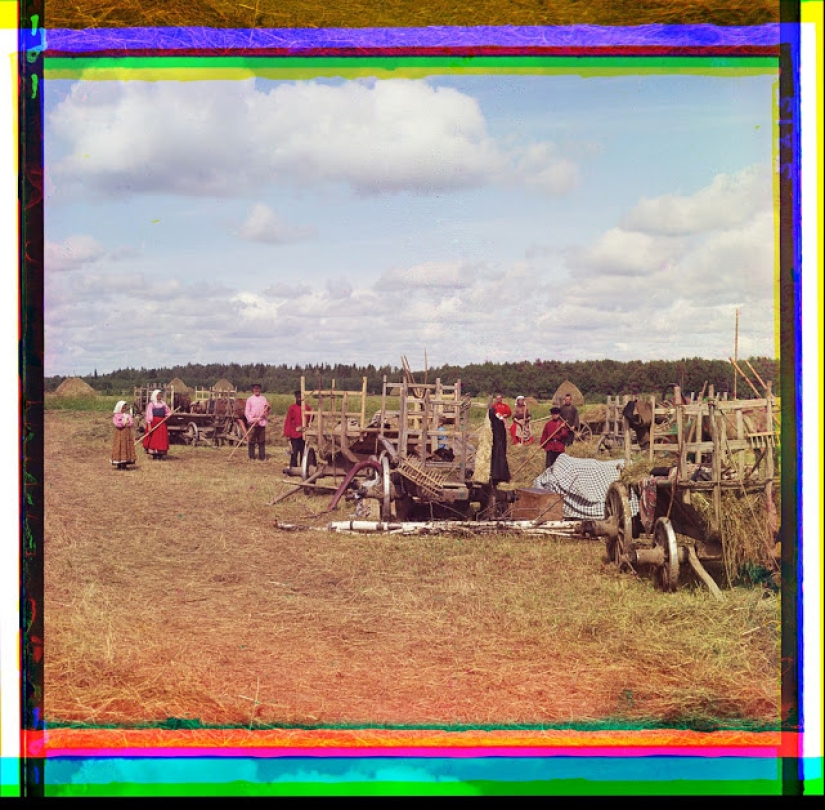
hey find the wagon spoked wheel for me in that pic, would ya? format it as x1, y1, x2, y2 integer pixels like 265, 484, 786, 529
604, 482, 633, 571
184, 422, 199, 446
301, 446, 318, 481
379, 454, 393, 522
653, 517, 680, 593
575, 423, 593, 442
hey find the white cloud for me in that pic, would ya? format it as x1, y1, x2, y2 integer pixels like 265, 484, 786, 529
565, 228, 688, 277
236, 203, 315, 244
621, 164, 773, 235
48, 79, 579, 200
44, 234, 105, 272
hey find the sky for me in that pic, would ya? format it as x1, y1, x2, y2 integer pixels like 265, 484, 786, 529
43, 69, 779, 377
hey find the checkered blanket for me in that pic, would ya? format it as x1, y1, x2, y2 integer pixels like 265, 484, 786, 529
531, 454, 640, 520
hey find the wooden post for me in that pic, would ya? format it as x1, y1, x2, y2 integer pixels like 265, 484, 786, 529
676, 397, 685, 479
766, 391, 775, 480
734, 307, 739, 399
649, 394, 657, 463
708, 400, 722, 534
360, 376, 367, 432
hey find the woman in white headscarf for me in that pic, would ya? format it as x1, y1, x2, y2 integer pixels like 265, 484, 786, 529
111, 400, 136, 469
509, 395, 533, 445
142, 389, 171, 459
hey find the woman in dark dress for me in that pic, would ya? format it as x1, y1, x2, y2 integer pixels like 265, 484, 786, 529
489, 405, 511, 484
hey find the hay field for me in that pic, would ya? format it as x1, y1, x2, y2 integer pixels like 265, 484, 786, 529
44, 406, 780, 729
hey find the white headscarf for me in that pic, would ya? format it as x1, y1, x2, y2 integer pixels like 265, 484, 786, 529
113, 400, 127, 414
516, 395, 525, 402
150, 389, 162, 404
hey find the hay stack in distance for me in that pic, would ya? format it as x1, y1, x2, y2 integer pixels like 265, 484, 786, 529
167, 377, 191, 395
553, 380, 585, 407
54, 377, 97, 398
212, 378, 235, 392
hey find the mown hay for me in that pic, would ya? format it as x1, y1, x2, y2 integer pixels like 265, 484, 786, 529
212, 378, 234, 391
691, 490, 779, 584
553, 380, 584, 407
55, 377, 97, 397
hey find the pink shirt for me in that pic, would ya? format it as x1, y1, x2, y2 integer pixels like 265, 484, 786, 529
245, 394, 269, 426
146, 401, 171, 424
112, 413, 133, 428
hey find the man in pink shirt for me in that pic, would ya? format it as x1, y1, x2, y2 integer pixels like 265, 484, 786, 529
244, 383, 270, 461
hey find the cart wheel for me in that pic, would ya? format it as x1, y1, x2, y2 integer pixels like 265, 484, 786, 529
604, 482, 633, 570
380, 454, 393, 522
575, 423, 593, 442
653, 517, 680, 593
301, 447, 318, 481
184, 422, 199, 446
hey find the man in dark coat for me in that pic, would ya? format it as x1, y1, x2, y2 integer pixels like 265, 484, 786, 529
559, 393, 580, 447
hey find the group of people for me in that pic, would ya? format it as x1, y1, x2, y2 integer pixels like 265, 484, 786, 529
110, 384, 313, 469
488, 392, 581, 477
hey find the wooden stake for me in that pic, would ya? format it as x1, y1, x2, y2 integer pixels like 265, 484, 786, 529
133, 406, 182, 444
734, 307, 739, 399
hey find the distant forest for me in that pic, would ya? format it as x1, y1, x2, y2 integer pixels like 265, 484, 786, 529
46, 357, 780, 402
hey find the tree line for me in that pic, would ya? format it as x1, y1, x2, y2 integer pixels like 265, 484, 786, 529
47, 356, 779, 402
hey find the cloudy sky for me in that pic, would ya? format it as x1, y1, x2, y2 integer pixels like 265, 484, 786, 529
43, 70, 778, 376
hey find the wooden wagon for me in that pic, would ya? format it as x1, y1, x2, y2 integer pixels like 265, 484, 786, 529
133, 384, 246, 447
583, 385, 780, 595
288, 370, 511, 521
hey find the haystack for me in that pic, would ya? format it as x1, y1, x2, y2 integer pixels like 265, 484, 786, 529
54, 377, 96, 398
553, 380, 584, 407
167, 377, 191, 395
212, 378, 235, 392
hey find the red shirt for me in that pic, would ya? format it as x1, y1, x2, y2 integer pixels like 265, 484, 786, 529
283, 403, 311, 439
540, 417, 570, 453
493, 402, 512, 419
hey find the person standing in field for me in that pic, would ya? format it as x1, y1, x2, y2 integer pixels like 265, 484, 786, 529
559, 392, 580, 447
489, 398, 511, 485
111, 400, 136, 470
143, 389, 171, 460
283, 389, 311, 469
509, 395, 533, 445
245, 383, 270, 461
539, 407, 571, 469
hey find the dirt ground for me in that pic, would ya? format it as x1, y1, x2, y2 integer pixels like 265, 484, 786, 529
43, 410, 781, 729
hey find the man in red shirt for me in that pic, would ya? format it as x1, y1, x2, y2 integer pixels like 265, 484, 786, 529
283, 390, 312, 469
539, 407, 571, 469
492, 393, 512, 420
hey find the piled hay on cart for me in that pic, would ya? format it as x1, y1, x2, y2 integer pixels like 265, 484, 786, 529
691, 489, 780, 586
54, 377, 96, 398
553, 380, 584, 407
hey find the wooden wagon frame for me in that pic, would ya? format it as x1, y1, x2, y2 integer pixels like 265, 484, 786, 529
289, 371, 510, 521
133, 384, 246, 447
584, 384, 780, 595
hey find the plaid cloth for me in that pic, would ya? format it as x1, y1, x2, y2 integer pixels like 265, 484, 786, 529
531, 454, 640, 520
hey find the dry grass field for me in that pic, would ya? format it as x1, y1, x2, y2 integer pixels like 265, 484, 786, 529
44, 404, 781, 730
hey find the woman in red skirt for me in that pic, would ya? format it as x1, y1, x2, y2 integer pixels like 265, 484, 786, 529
143, 389, 171, 460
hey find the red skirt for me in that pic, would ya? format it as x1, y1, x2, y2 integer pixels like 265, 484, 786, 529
143, 420, 170, 453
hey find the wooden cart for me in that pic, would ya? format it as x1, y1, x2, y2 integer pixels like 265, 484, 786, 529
133, 384, 245, 447
584, 385, 780, 595
291, 370, 510, 520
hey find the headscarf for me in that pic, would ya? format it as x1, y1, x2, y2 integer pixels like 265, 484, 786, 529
150, 389, 162, 404
516, 395, 525, 402
113, 400, 127, 414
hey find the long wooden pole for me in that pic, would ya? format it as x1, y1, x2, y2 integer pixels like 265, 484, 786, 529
729, 357, 762, 399
734, 308, 739, 399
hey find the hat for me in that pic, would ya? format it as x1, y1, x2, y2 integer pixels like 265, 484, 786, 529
550, 407, 561, 414
294, 390, 302, 398
252, 383, 262, 389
